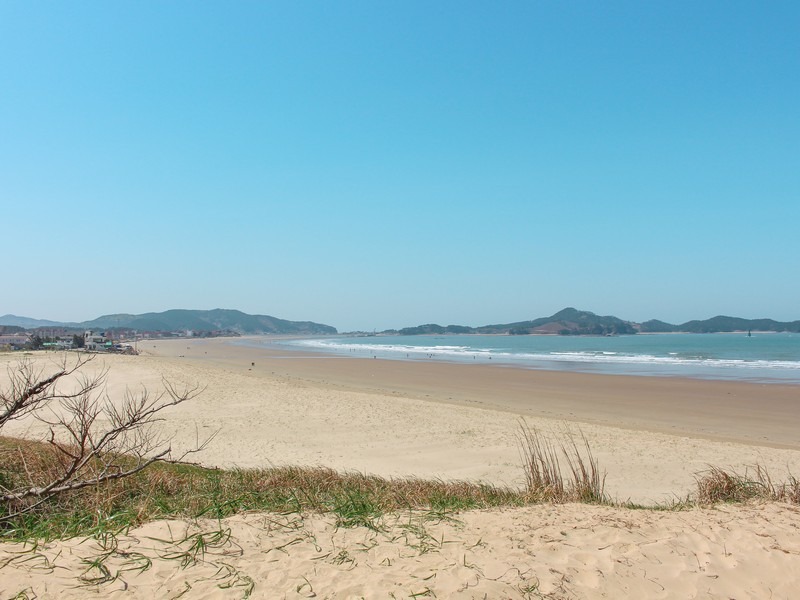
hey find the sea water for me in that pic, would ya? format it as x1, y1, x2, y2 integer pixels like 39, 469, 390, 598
259, 333, 800, 384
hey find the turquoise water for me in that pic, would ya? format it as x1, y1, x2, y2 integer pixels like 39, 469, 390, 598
266, 333, 800, 384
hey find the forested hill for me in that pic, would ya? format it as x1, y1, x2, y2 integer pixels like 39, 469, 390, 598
0, 309, 337, 335
390, 308, 800, 336
640, 315, 800, 334
393, 308, 636, 336
4, 308, 799, 337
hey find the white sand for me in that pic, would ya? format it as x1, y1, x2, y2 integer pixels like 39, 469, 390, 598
2, 503, 799, 598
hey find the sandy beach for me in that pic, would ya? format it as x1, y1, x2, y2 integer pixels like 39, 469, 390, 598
2, 339, 800, 598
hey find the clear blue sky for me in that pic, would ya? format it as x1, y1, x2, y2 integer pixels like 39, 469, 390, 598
2, 2, 798, 331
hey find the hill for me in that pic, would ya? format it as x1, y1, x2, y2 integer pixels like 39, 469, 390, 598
393, 308, 638, 336
4, 308, 799, 337
0, 314, 78, 329
637, 319, 678, 333
482, 307, 638, 336
0, 309, 337, 335
675, 315, 800, 334
391, 309, 800, 336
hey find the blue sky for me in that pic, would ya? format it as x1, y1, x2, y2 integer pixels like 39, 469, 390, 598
2, 2, 798, 331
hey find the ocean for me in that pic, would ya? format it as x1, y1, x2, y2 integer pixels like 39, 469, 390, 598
257, 332, 800, 384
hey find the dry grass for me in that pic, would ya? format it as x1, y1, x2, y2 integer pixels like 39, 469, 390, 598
4, 425, 800, 542
695, 464, 800, 505
0, 436, 522, 540
517, 420, 607, 503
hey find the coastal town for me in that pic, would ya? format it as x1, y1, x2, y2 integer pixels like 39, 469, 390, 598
0, 327, 240, 353
0, 329, 135, 353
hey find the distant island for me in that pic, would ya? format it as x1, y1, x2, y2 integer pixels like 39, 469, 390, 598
3, 307, 800, 341
383, 308, 800, 336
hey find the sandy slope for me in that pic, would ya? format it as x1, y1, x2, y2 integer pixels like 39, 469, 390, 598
2, 502, 800, 599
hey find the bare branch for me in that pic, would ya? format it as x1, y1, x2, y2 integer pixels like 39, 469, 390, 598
0, 354, 205, 517
1, 449, 171, 503
0, 354, 101, 428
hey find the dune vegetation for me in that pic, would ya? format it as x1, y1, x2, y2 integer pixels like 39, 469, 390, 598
2, 426, 799, 543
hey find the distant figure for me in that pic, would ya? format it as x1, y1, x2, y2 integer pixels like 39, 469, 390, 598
251, 362, 255, 366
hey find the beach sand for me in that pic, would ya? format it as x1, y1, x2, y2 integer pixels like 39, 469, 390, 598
3, 503, 800, 599
2, 339, 799, 598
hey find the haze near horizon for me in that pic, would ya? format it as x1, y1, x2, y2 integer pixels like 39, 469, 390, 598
2, 2, 798, 332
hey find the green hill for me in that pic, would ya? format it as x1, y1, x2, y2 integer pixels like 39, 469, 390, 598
676, 315, 800, 334
390, 309, 800, 336
82, 309, 336, 335
393, 308, 638, 336
638, 319, 678, 333
15, 309, 338, 335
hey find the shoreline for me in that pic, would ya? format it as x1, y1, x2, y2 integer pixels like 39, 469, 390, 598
146, 336, 800, 450
255, 332, 800, 386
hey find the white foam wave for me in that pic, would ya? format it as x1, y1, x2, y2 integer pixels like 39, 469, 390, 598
291, 339, 800, 372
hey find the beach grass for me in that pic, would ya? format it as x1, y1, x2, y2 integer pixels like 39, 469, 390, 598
695, 464, 800, 505
2, 432, 798, 542
0, 436, 524, 541
517, 421, 607, 503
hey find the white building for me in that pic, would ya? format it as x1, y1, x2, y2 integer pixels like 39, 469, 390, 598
0, 334, 30, 349
84, 331, 110, 351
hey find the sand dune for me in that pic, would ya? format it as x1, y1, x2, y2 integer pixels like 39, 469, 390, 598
2, 502, 800, 598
